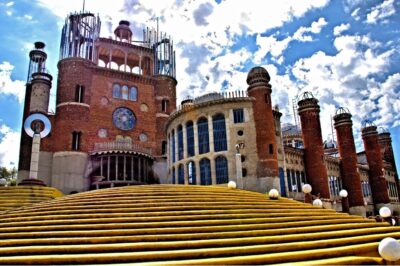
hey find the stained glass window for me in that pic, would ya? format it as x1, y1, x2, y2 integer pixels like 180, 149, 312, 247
186, 121, 194, 157
187, 161, 196, 185
112, 83, 121, 98
130, 86, 137, 101
178, 125, 184, 160
178, 164, 184, 184
112, 108, 136, 130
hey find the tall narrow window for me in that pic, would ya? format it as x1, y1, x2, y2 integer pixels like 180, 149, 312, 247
121, 85, 129, 100
186, 121, 195, 157
197, 117, 209, 154
269, 144, 274, 154
162, 99, 169, 113
112, 83, 121, 98
213, 114, 227, 152
187, 161, 196, 185
75, 85, 85, 103
72, 131, 81, 151
178, 164, 184, 184
161, 141, 167, 155
287, 169, 292, 192
200, 158, 211, 185
130, 86, 137, 101
215, 156, 228, 184
171, 130, 176, 163
178, 125, 184, 160
296, 171, 301, 192
171, 167, 175, 184
233, 109, 244, 123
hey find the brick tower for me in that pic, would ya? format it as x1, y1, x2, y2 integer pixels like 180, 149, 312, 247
297, 92, 330, 199
246, 67, 279, 189
333, 108, 365, 216
378, 131, 400, 201
361, 121, 390, 210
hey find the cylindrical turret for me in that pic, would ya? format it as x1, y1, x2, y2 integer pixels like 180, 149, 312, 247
378, 131, 400, 201
27, 42, 47, 83
246, 67, 279, 179
333, 108, 365, 215
361, 122, 390, 207
114, 20, 133, 42
29, 72, 53, 114
297, 92, 330, 199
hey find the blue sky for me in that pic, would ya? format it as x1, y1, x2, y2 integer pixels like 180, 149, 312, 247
0, 0, 399, 173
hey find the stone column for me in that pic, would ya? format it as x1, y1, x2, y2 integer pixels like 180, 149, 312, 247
297, 94, 330, 199
361, 125, 390, 210
29, 134, 41, 179
334, 110, 366, 216
208, 115, 214, 152
236, 153, 243, 189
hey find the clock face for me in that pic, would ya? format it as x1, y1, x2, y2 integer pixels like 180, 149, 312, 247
113, 107, 136, 130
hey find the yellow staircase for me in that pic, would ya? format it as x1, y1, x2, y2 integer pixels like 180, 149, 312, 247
0, 186, 63, 212
0, 185, 398, 265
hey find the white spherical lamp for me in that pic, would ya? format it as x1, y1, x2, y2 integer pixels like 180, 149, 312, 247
378, 237, 400, 261
313, 199, 323, 207
0, 178, 6, 186
379, 206, 391, 218
227, 181, 237, 189
339, 189, 348, 198
268, 189, 279, 199
392, 219, 396, 226
302, 184, 312, 194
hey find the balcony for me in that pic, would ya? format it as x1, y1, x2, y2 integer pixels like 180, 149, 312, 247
91, 140, 152, 158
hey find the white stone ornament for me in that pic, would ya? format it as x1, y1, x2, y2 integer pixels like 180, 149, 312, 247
302, 184, 312, 194
378, 237, 400, 261
268, 189, 279, 199
227, 181, 237, 189
379, 206, 391, 218
339, 189, 348, 198
313, 199, 323, 207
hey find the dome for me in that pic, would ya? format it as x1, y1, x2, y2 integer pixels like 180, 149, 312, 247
114, 20, 133, 41
0, 185, 397, 264
246, 66, 270, 85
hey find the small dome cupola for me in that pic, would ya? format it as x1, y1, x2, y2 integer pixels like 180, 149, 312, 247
114, 20, 132, 42
246, 66, 270, 86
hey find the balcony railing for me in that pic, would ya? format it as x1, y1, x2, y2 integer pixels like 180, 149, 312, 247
92, 140, 152, 156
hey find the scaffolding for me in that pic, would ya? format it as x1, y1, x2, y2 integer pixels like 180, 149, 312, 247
27, 42, 48, 83
59, 12, 101, 62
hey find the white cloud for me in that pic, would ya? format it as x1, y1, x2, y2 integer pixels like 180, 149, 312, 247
351, 7, 361, 21
333, 23, 350, 36
293, 17, 328, 41
366, 0, 396, 24
0, 124, 20, 168
0, 61, 25, 103
5, 2, 14, 7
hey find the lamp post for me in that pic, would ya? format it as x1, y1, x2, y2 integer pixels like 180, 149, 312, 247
302, 184, 312, 204
235, 143, 245, 189
339, 189, 349, 213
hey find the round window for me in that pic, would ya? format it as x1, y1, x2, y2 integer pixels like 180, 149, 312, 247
113, 107, 136, 130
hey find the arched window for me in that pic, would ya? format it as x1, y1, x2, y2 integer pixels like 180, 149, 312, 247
186, 121, 195, 157
171, 130, 176, 163
171, 167, 175, 184
213, 113, 227, 152
177, 125, 184, 160
112, 83, 121, 98
215, 156, 228, 184
200, 158, 211, 185
178, 164, 184, 184
291, 170, 296, 191
197, 117, 209, 154
187, 161, 196, 185
130, 86, 137, 101
122, 85, 129, 100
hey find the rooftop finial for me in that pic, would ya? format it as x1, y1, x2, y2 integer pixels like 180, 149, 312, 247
82, 0, 85, 13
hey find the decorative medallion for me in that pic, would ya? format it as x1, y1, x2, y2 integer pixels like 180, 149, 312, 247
139, 133, 148, 142
98, 128, 108, 138
113, 107, 136, 130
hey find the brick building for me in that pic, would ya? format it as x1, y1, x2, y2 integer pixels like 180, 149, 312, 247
18, 10, 399, 216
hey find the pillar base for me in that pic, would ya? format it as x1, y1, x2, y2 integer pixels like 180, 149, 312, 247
18, 178, 47, 187
349, 206, 366, 217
